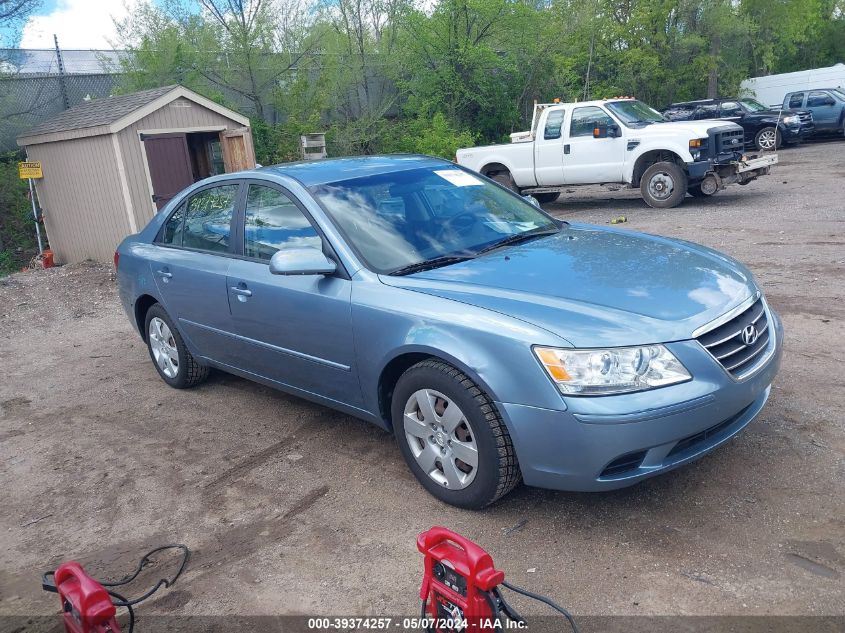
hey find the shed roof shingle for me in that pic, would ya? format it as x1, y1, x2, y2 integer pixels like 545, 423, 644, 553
20, 85, 178, 138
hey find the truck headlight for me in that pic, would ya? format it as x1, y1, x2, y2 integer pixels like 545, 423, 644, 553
782, 115, 799, 125
534, 345, 691, 395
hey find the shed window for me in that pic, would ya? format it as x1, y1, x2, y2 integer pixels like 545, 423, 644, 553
244, 185, 320, 261
182, 184, 239, 253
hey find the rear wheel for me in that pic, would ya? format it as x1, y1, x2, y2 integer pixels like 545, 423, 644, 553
145, 304, 209, 389
754, 127, 781, 151
640, 161, 687, 208
532, 192, 559, 204
489, 171, 520, 194
392, 360, 521, 509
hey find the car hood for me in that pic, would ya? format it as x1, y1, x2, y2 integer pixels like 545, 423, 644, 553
644, 120, 740, 137
379, 224, 757, 348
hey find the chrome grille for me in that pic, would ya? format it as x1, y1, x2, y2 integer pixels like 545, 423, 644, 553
696, 298, 771, 378
798, 112, 813, 125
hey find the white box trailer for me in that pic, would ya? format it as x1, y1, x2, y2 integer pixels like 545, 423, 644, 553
741, 64, 845, 107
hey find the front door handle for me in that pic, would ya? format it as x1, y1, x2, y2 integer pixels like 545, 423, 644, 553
231, 286, 252, 297
156, 269, 172, 280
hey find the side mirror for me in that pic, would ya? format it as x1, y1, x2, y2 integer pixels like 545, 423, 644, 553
269, 247, 336, 276
592, 123, 607, 138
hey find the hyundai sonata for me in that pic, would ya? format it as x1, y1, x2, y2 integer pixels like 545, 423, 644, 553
116, 155, 782, 508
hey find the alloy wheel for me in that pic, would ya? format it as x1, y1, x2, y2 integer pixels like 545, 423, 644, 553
403, 389, 479, 489
758, 129, 777, 150
148, 316, 180, 379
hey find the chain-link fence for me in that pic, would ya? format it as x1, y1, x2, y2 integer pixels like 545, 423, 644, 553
0, 49, 123, 152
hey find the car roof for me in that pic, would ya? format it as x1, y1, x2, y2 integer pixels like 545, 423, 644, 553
256, 154, 453, 187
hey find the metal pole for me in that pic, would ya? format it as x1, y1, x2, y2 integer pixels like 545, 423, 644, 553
28, 178, 44, 255
54, 34, 70, 110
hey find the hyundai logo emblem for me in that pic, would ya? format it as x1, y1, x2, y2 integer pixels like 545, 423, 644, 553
741, 324, 758, 346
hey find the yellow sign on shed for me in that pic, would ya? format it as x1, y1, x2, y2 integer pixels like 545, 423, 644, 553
19, 161, 43, 179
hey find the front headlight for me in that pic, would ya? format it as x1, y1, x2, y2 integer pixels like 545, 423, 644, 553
782, 115, 799, 125
534, 345, 691, 395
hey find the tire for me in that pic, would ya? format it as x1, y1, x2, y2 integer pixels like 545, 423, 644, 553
532, 192, 559, 204
144, 303, 209, 389
754, 127, 781, 151
392, 360, 521, 509
688, 184, 716, 198
489, 171, 520, 194
640, 161, 688, 208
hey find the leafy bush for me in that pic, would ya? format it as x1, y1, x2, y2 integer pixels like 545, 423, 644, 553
0, 153, 39, 276
383, 113, 477, 159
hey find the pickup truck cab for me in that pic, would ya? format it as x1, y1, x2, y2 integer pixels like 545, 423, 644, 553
456, 98, 777, 208
783, 89, 845, 136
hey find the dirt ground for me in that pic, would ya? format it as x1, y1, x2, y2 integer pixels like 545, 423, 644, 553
1, 141, 843, 628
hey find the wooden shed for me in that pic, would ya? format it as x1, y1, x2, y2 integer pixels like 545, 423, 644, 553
17, 85, 256, 264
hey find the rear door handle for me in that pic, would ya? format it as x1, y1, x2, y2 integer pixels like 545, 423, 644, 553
156, 269, 172, 279
564, 144, 571, 154
230, 286, 252, 297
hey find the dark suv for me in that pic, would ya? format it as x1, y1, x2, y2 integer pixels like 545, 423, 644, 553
663, 97, 814, 151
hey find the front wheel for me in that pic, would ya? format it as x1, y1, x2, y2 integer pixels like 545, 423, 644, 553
392, 360, 521, 509
640, 161, 688, 208
754, 127, 781, 151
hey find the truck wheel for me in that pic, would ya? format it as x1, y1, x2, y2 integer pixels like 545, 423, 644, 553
640, 162, 687, 208
754, 127, 781, 151
490, 171, 520, 194
392, 360, 521, 509
532, 192, 559, 204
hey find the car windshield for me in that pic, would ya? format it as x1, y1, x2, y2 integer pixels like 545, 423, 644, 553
740, 98, 768, 112
606, 100, 665, 125
310, 167, 559, 274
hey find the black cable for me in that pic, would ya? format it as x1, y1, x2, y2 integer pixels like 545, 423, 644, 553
99, 544, 189, 589
492, 586, 524, 624
500, 580, 579, 633
105, 589, 135, 633
481, 590, 503, 633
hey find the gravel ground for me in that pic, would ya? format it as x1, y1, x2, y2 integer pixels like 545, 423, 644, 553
0, 141, 843, 629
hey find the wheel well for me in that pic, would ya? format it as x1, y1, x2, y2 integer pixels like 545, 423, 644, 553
378, 352, 435, 429
134, 294, 158, 341
480, 162, 509, 178
632, 150, 684, 187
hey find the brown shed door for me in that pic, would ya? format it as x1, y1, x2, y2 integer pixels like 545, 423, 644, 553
143, 134, 195, 210
220, 127, 256, 172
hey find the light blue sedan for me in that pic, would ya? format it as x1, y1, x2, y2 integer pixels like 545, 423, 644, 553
115, 155, 782, 508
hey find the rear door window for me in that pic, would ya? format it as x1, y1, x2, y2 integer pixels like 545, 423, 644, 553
788, 93, 805, 108
181, 184, 239, 253
157, 203, 186, 246
243, 185, 320, 261
543, 110, 565, 139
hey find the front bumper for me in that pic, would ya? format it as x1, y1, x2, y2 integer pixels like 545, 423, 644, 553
496, 310, 783, 492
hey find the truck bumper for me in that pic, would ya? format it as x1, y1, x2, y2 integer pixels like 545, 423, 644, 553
687, 154, 777, 189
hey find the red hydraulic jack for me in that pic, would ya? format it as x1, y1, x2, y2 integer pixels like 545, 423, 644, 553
42, 544, 189, 633
418, 527, 578, 633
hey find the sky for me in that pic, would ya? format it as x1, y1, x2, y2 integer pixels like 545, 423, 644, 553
10, 0, 149, 49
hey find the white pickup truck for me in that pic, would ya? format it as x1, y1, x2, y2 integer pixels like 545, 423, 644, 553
456, 98, 778, 208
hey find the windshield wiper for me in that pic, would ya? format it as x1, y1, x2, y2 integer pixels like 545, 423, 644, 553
475, 226, 560, 255
388, 254, 475, 276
